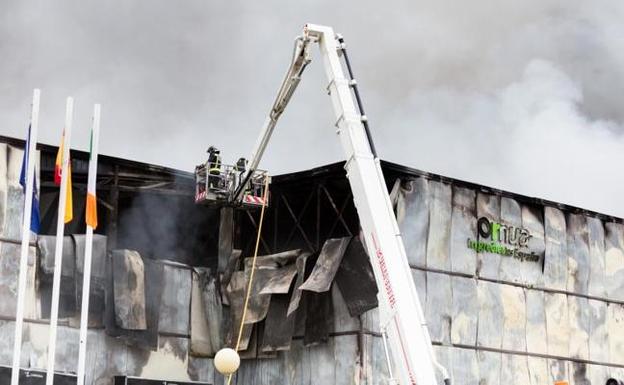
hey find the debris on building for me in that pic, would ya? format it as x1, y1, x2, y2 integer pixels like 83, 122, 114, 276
0, 135, 623, 384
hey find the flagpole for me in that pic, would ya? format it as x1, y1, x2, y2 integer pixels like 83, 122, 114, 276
76, 104, 100, 385
11, 89, 41, 385
45, 97, 73, 385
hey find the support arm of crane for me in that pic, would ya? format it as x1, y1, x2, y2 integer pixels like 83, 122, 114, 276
233, 36, 312, 202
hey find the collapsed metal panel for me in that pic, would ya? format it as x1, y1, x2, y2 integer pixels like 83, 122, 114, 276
158, 264, 192, 335
112, 250, 147, 330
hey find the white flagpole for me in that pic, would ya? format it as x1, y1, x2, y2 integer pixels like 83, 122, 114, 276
76, 104, 100, 385
11, 89, 41, 385
45, 97, 73, 385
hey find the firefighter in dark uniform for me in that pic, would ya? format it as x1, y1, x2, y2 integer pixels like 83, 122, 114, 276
207, 146, 222, 190
234, 157, 247, 191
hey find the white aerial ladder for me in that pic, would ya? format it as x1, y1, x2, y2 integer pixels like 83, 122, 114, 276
198, 24, 450, 385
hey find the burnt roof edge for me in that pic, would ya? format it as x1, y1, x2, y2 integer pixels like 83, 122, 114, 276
0, 135, 193, 180
273, 159, 623, 224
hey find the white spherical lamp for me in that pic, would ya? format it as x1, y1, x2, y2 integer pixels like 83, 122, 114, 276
214, 348, 240, 375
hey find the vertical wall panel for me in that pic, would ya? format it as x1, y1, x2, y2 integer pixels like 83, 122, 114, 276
521, 204, 546, 286
476, 193, 500, 280
0, 144, 8, 235
425, 272, 451, 343
188, 357, 215, 383
499, 197, 523, 283
545, 293, 569, 357
525, 289, 547, 355
411, 269, 427, 315
587, 217, 606, 297
527, 356, 549, 385
159, 265, 192, 334
604, 223, 624, 301
588, 299, 609, 363
566, 214, 590, 295
426, 181, 452, 270
477, 281, 503, 349
451, 276, 478, 346
607, 303, 624, 365
587, 364, 610, 385
500, 284, 526, 351
500, 354, 529, 385
450, 348, 479, 385
567, 362, 590, 385
0, 147, 38, 320
368, 336, 392, 385
548, 359, 569, 384
5, 146, 25, 238
333, 335, 360, 385
331, 285, 359, 333
433, 345, 451, 385
567, 296, 590, 360
450, 187, 477, 275
310, 338, 336, 385
399, 178, 429, 267
544, 207, 568, 290
477, 350, 500, 385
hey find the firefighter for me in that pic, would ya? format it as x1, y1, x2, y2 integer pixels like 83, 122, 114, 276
207, 146, 222, 190
235, 157, 247, 174
233, 157, 246, 191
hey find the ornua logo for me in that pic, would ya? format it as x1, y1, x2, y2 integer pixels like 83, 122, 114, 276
467, 216, 540, 262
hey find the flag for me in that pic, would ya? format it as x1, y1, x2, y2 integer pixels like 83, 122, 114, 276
85, 129, 97, 229
19, 125, 40, 233
65, 165, 73, 223
54, 132, 63, 185
55, 130, 73, 223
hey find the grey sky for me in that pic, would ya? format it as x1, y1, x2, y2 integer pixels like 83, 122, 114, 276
1, 1, 624, 217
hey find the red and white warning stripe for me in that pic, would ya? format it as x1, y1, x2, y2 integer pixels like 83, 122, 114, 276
243, 194, 267, 205
195, 190, 207, 202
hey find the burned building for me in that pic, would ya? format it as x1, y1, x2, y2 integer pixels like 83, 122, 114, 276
0, 135, 623, 384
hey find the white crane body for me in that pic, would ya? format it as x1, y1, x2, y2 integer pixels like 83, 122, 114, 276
202, 23, 449, 385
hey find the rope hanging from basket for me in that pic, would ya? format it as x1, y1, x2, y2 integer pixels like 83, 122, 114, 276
226, 177, 270, 385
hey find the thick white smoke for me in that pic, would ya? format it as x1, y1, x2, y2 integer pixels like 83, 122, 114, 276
382, 59, 624, 217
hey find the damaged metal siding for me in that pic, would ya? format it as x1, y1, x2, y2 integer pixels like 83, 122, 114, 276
392, 174, 624, 384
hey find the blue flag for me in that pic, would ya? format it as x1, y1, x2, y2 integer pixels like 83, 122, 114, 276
19, 125, 40, 234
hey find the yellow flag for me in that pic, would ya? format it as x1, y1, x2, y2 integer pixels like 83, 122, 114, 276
64, 164, 73, 223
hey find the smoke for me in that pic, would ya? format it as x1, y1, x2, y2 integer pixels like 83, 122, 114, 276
383, 59, 624, 217
116, 189, 219, 265
0, 1, 623, 216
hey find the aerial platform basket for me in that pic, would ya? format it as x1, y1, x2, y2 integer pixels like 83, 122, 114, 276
194, 163, 270, 208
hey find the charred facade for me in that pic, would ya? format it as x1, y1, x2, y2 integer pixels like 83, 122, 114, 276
0, 134, 622, 384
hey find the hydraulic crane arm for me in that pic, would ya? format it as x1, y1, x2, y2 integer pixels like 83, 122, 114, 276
233, 36, 312, 202
239, 23, 449, 385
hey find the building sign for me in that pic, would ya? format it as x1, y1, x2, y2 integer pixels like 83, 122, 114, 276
467, 217, 540, 262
